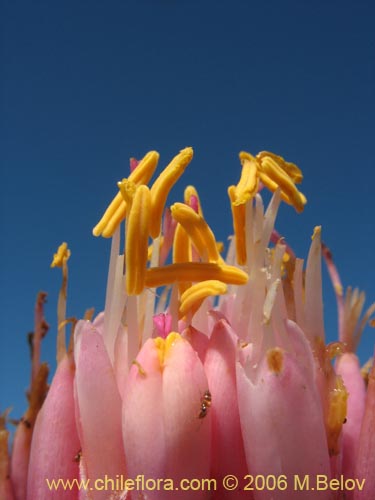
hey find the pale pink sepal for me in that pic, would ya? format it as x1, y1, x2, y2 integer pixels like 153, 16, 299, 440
11, 418, 32, 500
204, 319, 249, 499
122, 336, 211, 499
354, 355, 375, 499
122, 339, 166, 484
335, 353, 366, 479
27, 355, 80, 499
74, 320, 126, 500
236, 348, 331, 499
163, 337, 211, 490
182, 326, 209, 363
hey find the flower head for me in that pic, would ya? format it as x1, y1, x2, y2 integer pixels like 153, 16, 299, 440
3, 147, 375, 499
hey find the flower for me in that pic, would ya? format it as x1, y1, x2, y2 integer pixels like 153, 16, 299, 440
2, 147, 374, 499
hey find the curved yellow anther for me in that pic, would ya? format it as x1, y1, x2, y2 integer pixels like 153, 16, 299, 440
126, 185, 151, 295
144, 262, 248, 288
149, 147, 194, 238
179, 280, 227, 317
173, 223, 192, 264
100, 200, 127, 238
170, 203, 220, 262
92, 151, 159, 238
234, 154, 259, 205
118, 179, 137, 207
259, 156, 307, 212
184, 185, 203, 216
173, 223, 193, 295
128, 151, 160, 185
257, 151, 303, 184
51, 242, 71, 268
228, 185, 247, 266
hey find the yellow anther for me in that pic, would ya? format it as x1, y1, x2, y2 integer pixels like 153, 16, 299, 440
234, 154, 259, 205
154, 332, 181, 367
170, 202, 220, 262
100, 199, 126, 238
126, 185, 151, 295
173, 223, 192, 264
228, 185, 247, 266
92, 151, 159, 237
144, 262, 248, 288
149, 147, 194, 238
118, 178, 137, 207
257, 151, 303, 184
179, 280, 227, 317
259, 156, 306, 212
326, 375, 348, 456
128, 151, 160, 185
184, 185, 203, 216
173, 223, 193, 295
51, 242, 71, 268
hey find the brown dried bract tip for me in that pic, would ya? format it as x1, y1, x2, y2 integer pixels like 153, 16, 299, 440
267, 347, 284, 374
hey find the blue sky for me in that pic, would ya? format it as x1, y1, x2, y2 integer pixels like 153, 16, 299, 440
2, 0, 374, 419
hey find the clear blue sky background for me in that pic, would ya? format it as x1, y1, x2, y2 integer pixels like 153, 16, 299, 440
2, 0, 374, 420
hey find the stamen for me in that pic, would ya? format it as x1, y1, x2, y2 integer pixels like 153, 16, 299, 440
92, 151, 159, 237
100, 200, 127, 238
149, 147, 194, 238
228, 185, 246, 265
118, 178, 137, 207
126, 185, 151, 295
50, 242, 71, 268
258, 156, 306, 212
51, 242, 70, 364
179, 280, 227, 317
170, 203, 221, 262
144, 262, 248, 288
173, 223, 192, 264
257, 151, 303, 184
173, 223, 193, 296
234, 154, 259, 205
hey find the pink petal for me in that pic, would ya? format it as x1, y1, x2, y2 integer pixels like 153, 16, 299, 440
122, 335, 211, 499
163, 336, 211, 487
204, 319, 249, 499
74, 320, 126, 499
122, 339, 166, 483
237, 347, 331, 500
354, 354, 375, 499
27, 355, 80, 499
335, 353, 366, 479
